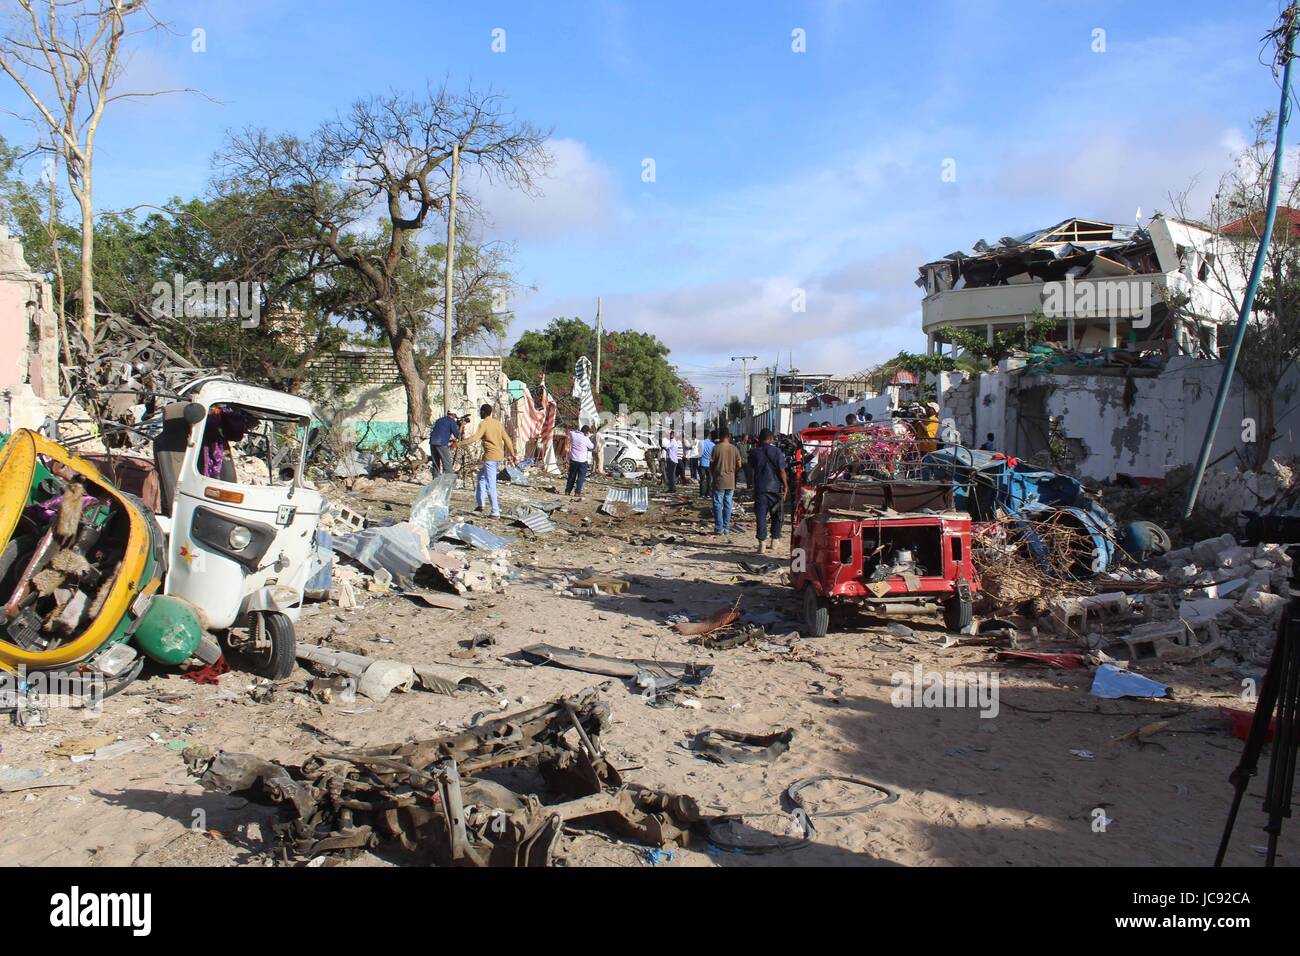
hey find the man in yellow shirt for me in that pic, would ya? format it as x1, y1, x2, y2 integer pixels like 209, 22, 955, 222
454, 403, 516, 518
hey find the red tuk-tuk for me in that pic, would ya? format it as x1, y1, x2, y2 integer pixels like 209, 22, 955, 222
790, 424, 977, 636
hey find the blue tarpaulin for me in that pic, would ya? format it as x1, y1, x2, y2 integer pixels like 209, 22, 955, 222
1090, 663, 1169, 700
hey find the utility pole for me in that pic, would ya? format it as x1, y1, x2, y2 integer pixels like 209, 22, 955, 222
442, 142, 460, 417
731, 355, 757, 418
770, 364, 779, 434
594, 296, 602, 402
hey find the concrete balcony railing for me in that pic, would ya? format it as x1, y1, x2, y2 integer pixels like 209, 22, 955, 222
920, 273, 1179, 337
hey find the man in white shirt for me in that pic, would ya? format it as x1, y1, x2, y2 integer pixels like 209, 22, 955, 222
662, 429, 681, 492
565, 425, 595, 498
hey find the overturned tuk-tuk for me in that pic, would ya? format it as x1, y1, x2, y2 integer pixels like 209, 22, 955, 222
0, 377, 324, 691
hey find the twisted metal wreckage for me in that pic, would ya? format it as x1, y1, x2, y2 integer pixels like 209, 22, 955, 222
800, 424, 1167, 583
187, 688, 708, 867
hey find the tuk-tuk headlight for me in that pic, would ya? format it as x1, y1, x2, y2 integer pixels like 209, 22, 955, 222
228, 526, 253, 551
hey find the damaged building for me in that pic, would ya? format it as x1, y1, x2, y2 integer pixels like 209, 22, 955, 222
0, 226, 61, 434
917, 215, 1242, 357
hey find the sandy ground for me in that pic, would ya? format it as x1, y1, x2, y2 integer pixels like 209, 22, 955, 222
0, 470, 1291, 868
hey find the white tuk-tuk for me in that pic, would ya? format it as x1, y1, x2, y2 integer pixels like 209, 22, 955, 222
153, 379, 323, 678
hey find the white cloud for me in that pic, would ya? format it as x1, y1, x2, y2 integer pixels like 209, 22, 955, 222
519, 248, 922, 388
470, 137, 616, 241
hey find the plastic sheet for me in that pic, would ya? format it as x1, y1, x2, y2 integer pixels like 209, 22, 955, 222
409, 474, 456, 539
1089, 663, 1169, 699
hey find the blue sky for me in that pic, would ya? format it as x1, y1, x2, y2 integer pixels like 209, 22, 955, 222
0, 0, 1287, 404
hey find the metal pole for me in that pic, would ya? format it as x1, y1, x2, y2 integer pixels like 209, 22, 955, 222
443, 142, 460, 417
594, 296, 602, 402
731, 355, 757, 418
1184, 12, 1297, 517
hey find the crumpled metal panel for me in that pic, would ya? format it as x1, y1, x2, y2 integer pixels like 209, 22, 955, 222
444, 522, 516, 551
513, 505, 556, 534
601, 486, 649, 514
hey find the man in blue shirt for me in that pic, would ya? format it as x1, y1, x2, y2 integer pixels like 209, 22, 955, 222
429, 408, 462, 477
698, 430, 717, 499
747, 428, 788, 552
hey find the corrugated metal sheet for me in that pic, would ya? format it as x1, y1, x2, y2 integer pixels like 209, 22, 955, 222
601, 486, 649, 514
513, 505, 556, 534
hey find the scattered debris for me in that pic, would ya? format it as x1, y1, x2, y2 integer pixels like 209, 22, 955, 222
687, 727, 794, 765
1090, 663, 1169, 700
673, 606, 742, 636
518, 643, 712, 694
189, 688, 708, 867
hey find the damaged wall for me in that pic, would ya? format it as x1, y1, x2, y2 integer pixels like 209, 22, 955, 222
0, 227, 61, 434
939, 356, 1300, 483
312, 350, 505, 446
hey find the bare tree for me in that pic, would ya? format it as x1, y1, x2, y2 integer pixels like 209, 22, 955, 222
215, 86, 550, 447
1169, 113, 1300, 468
0, 0, 200, 350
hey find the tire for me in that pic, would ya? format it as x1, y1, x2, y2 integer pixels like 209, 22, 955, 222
802, 584, 830, 637
943, 592, 973, 632
232, 611, 296, 680
615, 457, 638, 474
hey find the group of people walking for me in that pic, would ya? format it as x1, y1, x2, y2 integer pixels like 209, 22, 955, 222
427, 405, 792, 553
651, 427, 790, 551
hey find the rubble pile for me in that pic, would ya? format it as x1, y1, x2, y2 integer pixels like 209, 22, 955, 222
1042, 533, 1292, 670
322, 479, 517, 606
1190, 458, 1297, 522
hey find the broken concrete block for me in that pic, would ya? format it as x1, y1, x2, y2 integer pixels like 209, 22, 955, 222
1124, 617, 1224, 662
1254, 542, 1289, 563
1215, 546, 1254, 570
1179, 598, 1235, 622
51, 589, 89, 633
1191, 533, 1238, 566
1188, 578, 1247, 600
1238, 590, 1286, 616
1049, 597, 1086, 635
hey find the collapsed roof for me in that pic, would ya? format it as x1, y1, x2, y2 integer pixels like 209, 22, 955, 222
916, 218, 1162, 293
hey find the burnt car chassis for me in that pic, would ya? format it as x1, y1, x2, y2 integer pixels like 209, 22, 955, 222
189, 687, 704, 866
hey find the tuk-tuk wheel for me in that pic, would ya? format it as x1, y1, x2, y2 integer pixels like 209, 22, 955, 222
237, 611, 296, 680
943, 593, 973, 632
802, 584, 830, 637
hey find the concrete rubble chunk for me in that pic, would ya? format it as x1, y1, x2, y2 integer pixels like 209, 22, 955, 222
1179, 597, 1236, 622
1238, 590, 1286, 616
1191, 533, 1238, 566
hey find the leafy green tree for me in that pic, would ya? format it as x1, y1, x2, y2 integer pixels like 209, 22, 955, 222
88, 196, 353, 398
940, 318, 1057, 366
505, 317, 689, 413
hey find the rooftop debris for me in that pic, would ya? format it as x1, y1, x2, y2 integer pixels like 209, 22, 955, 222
916, 217, 1160, 293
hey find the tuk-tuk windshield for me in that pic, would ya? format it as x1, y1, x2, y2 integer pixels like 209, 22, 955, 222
195, 403, 309, 486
